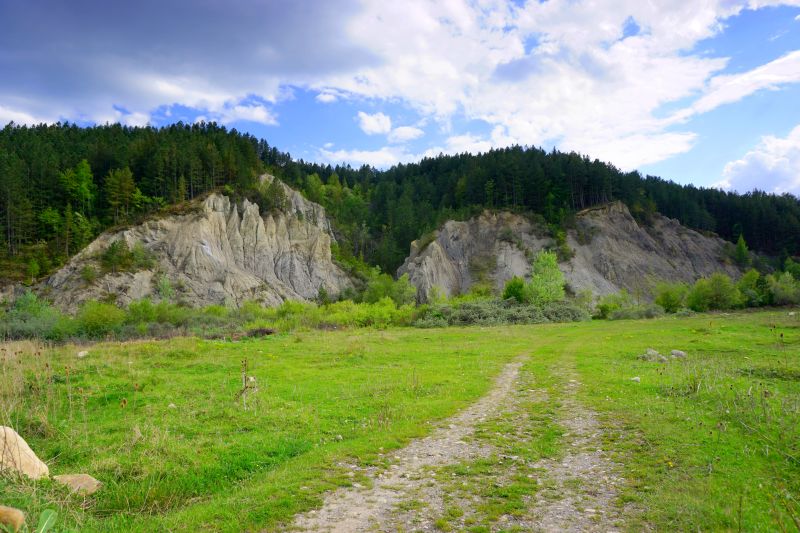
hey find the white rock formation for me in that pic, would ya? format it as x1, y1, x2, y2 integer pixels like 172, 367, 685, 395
399, 202, 742, 302
45, 176, 353, 310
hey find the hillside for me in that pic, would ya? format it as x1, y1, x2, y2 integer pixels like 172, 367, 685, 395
399, 202, 742, 301
43, 176, 352, 311
2, 123, 799, 289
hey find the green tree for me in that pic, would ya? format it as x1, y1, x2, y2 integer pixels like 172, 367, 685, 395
60, 159, 96, 215
734, 234, 750, 266
105, 167, 136, 222
523, 250, 566, 305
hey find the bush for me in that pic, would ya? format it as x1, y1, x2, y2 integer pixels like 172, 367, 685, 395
736, 269, 766, 307
502, 276, 526, 303
131, 242, 156, 270
687, 273, 743, 312
654, 281, 688, 313
363, 270, 417, 306
76, 301, 125, 338
100, 240, 133, 273
126, 298, 157, 324
157, 275, 174, 300
594, 290, 634, 319
80, 265, 98, 284
609, 304, 664, 320
767, 272, 800, 305
523, 250, 566, 305
0, 291, 76, 341
413, 298, 587, 327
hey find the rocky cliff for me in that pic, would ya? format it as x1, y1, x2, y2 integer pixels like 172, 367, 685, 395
398, 202, 741, 302
45, 176, 353, 310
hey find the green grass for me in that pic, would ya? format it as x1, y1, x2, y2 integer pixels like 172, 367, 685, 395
1, 309, 799, 531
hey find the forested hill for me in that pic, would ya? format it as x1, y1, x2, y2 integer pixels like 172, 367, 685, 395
1, 122, 799, 282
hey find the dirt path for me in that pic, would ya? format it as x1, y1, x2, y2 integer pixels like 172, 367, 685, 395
525, 377, 625, 532
292, 359, 524, 532
292, 359, 625, 532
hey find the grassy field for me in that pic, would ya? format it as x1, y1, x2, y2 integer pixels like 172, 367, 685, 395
1, 309, 798, 531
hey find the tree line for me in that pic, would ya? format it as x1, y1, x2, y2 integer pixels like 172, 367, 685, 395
1, 122, 799, 283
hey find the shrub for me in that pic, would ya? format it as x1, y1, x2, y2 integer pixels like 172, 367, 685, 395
126, 298, 157, 324
131, 242, 156, 270
767, 272, 800, 305
76, 301, 125, 338
0, 291, 76, 340
157, 275, 174, 300
552, 229, 574, 262
687, 273, 743, 312
363, 270, 417, 306
100, 240, 133, 273
736, 269, 766, 307
609, 304, 664, 320
412, 298, 587, 327
654, 281, 688, 313
502, 276, 526, 303
523, 250, 566, 305
80, 265, 98, 284
594, 290, 634, 319
785, 258, 800, 279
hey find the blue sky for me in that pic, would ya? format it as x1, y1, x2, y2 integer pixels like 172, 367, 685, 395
1, 0, 799, 195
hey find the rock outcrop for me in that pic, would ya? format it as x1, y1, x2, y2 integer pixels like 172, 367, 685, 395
45, 176, 353, 310
0, 426, 49, 480
399, 202, 741, 302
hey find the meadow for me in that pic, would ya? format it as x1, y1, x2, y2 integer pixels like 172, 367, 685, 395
1, 309, 798, 531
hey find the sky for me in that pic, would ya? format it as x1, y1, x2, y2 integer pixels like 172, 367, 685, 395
1, 0, 799, 195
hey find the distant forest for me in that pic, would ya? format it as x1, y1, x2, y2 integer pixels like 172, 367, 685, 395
1, 122, 799, 281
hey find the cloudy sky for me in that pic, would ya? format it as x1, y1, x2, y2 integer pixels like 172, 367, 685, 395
1, 0, 799, 194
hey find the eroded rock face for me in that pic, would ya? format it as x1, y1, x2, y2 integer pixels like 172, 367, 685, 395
399, 202, 741, 302
45, 176, 353, 310
0, 426, 49, 480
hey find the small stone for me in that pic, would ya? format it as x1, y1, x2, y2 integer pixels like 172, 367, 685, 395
353, 482, 362, 488
54, 473, 102, 495
0, 506, 25, 532
168, 403, 177, 409
335, 434, 343, 441
671, 350, 687, 359
646, 348, 660, 357
77, 350, 88, 358
0, 505, 25, 533
0, 426, 49, 480
630, 376, 640, 383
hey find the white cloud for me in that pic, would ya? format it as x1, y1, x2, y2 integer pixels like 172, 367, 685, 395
682, 50, 800, 117
316, 93, 338, 103
320, 145, 411, 167
388, 126, 424, 143
357, 111, 392, 135
217, 103, 278, 125
721, 124, 800, 194
0, 105, 47, 125
3, 0, 800, 178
